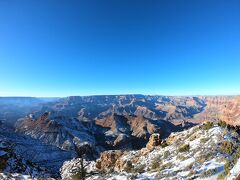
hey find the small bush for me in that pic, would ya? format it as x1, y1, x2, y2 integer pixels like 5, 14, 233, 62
220, 141, 235, 155
161, 140, 168, 148
150, 155, 162, 170
178, 144, 190, 153
196, 151, 214, 163
218, 120, 227, 128
124, 161, 134, 173
200, 137, 210, 144
233, 153, 239, 164
177, 155, 188, 161
151, 160, 161, 170
217, 172, 226, 180
163, 150, 170, 159
71, 171, 86, 180
133, 164, 145, 173
236, 147, 240, 155
159, 162, 173, 171
189, 135, 198, 141
224, 159, 232, 172
185, 131, 195, 139
203, 121, 214, 130
200, 168, 218, 178
216, 159, 233, 180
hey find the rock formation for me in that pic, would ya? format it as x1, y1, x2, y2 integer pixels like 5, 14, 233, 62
146, 133, 161, 150
95, 150, 124, 172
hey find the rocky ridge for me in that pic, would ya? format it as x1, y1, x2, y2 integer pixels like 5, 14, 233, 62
61, 122, 240, 180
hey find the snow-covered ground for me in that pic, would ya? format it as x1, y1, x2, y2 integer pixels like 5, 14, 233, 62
227, 158, 240, 180
61, 124, 240, 180
0, 173, 36, 180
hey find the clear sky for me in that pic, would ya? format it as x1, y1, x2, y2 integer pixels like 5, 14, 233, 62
0, 0, 239, 97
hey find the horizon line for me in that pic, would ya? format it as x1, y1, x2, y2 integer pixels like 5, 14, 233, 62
0, 93, 239, 98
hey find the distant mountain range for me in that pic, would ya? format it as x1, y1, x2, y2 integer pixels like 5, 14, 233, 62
0, 97, 59, 105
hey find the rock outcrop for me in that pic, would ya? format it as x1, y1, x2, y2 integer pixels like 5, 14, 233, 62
146, 133, 161, 150
95, 150, 125, 172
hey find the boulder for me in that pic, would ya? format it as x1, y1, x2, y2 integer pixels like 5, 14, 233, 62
146, 133, 161, 150
95, 150, 124, 172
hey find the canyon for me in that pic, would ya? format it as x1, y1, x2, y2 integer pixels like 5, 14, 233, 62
0, 95, 240, 179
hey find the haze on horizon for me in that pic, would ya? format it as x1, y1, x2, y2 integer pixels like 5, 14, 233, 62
0, 0, 239, 97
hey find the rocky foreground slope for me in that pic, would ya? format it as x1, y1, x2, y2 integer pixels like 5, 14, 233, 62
61, 122, 240, 180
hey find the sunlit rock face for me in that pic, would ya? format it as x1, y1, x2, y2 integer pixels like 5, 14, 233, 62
194, 96, 240, 125
14, 95, 240, 159
146, 133, 161, 150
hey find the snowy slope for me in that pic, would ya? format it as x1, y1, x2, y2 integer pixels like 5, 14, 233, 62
61, 124, 240, 180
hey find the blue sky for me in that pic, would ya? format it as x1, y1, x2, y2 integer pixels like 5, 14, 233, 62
0, 0, 239, 97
